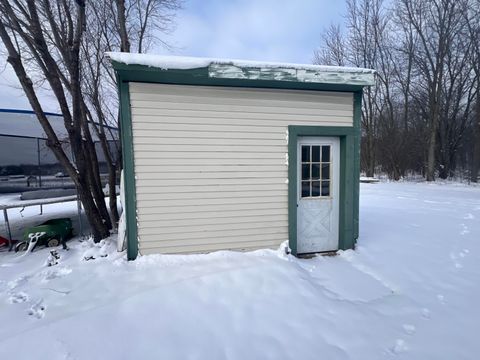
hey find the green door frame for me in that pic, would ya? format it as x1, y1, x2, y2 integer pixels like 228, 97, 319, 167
288, 125, 358, 255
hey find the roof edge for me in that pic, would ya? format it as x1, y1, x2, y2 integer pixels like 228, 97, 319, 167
107, 53, 375, 87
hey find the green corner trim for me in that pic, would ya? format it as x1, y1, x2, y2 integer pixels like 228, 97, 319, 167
118, 78, 138, 260
288, 125, 359, 256
353, 92, 362, 241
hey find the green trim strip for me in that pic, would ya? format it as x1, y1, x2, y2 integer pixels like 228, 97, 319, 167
288, 125, 358, 255
118, 79, 138, 260
353, 92, 362, 241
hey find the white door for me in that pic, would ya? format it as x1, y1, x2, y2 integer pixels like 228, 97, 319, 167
297, 137, 340, 253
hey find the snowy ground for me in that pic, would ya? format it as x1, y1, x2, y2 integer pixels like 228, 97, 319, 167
0, 182, 479, 360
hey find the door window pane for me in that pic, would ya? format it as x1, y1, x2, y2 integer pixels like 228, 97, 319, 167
322, 164, 330, 180
301, 146, 310, 162
312, 146, 321, 162
321, 146, 330, 162
321, 180, 330, 196
301, 181, 310, 197
312, 181, 320, 196
302, 164, 310, 180
311, 164, 320, 180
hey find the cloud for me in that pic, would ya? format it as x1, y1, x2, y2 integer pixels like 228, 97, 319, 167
0, 64, 31, 110
0, 58, 59, 112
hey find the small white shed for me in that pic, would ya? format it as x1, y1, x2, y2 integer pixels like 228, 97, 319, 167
108, 53, 375, 260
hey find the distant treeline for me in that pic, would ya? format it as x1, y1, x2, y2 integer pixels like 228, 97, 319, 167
316, 0, 480, 181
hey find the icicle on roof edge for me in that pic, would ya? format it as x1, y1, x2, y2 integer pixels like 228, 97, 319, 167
107, 53, 376, 86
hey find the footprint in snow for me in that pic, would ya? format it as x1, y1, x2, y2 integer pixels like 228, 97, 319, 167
450, 253, 463, 269
437, 294, 445, 304
7, 275, 30, 291
460, 224, 470, 235
40, 266, 73, 282
402, 324, 416, 335
8, 291, 29, 304
28, 299, 46, 319
391, 339, 408, 354
463, 213, 475, 220
458, 250, 469, 258
458, 249, 470, 258
421, 308, 431, 319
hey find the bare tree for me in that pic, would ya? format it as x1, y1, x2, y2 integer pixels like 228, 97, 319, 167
465, 0, 480, 182
397, 0, 466, 181
114, 0, 181, 53
313, 24, 347, 67
315, 0, 388, 178
82, 7, 121, 228
0, 0, 181, 240
81, 0, 182, 227
315, 0, 478, 182
436, 35, 476, 179
0, 0, 111, 240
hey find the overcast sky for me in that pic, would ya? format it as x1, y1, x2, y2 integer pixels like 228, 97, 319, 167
0, 0, 346, 113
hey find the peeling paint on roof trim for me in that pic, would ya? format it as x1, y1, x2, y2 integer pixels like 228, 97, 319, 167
208, 64, 375, 86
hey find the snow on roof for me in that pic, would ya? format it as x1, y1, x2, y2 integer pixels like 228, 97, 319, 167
107, 52, 376, 86
107, 52, 374, 74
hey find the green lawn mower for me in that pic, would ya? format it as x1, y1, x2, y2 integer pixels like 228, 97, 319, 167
15, 218, 74, 252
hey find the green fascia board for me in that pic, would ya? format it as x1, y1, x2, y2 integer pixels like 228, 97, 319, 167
111, 61, 367, 93
288, 125, 359, 256
117, 76, 138, 260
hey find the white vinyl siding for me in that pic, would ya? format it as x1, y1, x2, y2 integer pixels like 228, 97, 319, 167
129, 83, 353, 254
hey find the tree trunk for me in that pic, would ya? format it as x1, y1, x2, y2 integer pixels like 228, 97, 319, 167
77, 180, 110, 240
426, 93, 441, 181
426, 128, 437, 181
0, 1, 111, 242
116, 0, 131, 52
366, 132, 375, 177
438, 143, 449, 180
108, 165, 119, 225
84, 140, 113, 229
95, 123, 119, 226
